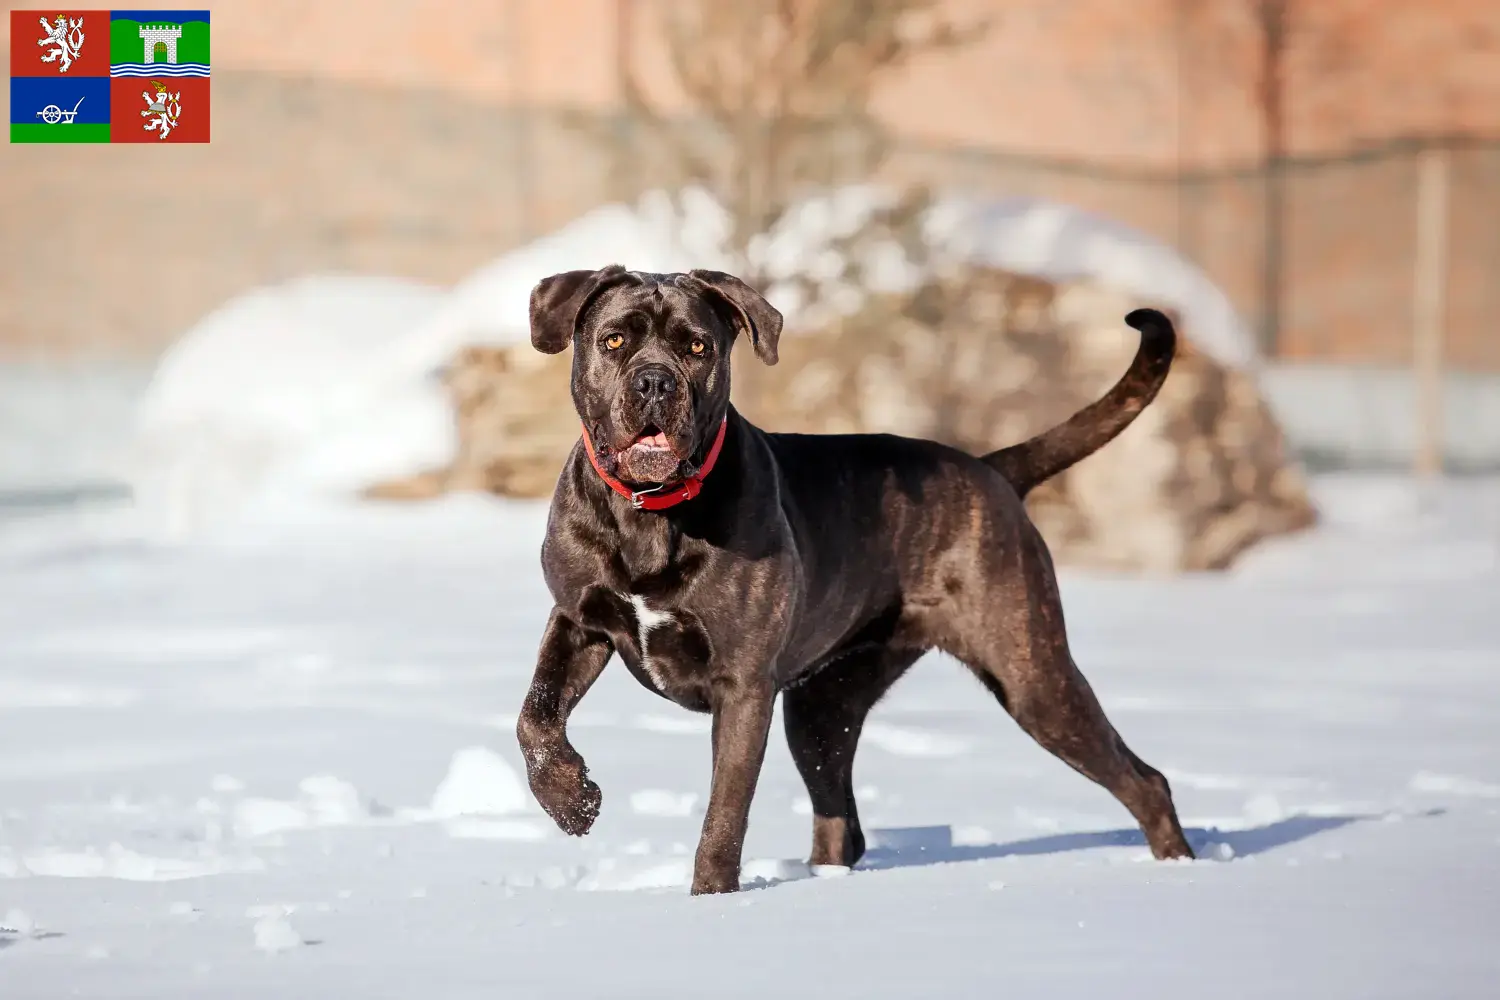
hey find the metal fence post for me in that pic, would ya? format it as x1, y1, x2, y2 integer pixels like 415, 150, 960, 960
508, 0, 535, 246
1412, 145, 1451, 479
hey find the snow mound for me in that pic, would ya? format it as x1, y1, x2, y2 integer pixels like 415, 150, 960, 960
124, 274, 450, 539
252, 911, 304, 954
378, 190, 730, 371
574, 858, 692, 893
378, 185, 1254, 371
429, 746, 531, 819
231, 774, 373, 840
126, 187, 1256, 537
1, 908, 36, 935
926, 194, 1258, 369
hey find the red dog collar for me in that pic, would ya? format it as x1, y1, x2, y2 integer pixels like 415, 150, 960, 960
581, 417, 728, 511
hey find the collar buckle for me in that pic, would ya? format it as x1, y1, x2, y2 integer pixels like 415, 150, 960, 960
629, 484, 665, 509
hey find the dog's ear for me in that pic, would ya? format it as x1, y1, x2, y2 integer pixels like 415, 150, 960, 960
686, 270, 783, 366
528, 265, 632, 355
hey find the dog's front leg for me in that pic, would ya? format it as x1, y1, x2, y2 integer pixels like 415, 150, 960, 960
516, 608, 612, 837
692, 674, 776, 895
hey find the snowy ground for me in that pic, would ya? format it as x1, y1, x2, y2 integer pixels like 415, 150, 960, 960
1, 473, 1498, 998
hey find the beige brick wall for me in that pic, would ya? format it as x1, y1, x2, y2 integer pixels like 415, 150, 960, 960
1, 1, 1496, 365
0, 71, 619, 357
4, 0, 1494, 163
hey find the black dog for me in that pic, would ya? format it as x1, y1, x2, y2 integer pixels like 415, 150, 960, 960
515, 266, 1194, 894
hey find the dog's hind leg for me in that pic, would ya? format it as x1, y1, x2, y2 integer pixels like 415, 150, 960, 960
950, 525, 1194, 861
782, 647, 923, 868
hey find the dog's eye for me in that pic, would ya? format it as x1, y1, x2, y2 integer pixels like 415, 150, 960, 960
604, 333, 625, 351
689, 339, 707, 355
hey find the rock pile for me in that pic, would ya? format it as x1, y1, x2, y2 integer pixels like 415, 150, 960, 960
364, 267, 1316, 572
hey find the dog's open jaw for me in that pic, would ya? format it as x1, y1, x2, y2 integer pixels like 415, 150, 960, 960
613, 422, 690, 485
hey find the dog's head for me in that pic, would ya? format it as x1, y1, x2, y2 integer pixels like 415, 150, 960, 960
528, 266, 782, 485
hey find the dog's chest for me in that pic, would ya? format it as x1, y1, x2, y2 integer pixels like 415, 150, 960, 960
576, 585, 715, 711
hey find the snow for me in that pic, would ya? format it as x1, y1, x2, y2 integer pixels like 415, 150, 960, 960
250, 911, 304, 954
1409, 771, 1500, 799
229, 775, 373, 840
13, 845, 263, 882
385, 185, 1256, 369
0, 472, 1497, 996
122, 187, 1260, 539
628, 789, 700, 818
123, 274, 453, 540
428, 747, 531, 819
2, 908, 37, 936
132, 275, 445, 440
0, 363, 151, 495
927, 194, 1259, 369
862, 721, 972, 758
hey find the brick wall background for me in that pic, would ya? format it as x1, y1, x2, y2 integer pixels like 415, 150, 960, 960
2, 0, 1497, 367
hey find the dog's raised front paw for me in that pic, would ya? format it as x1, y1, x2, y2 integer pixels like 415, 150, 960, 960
527, 754, 602, 837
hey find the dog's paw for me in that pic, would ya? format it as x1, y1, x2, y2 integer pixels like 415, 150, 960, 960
1152, 838, 1196, 862
529, 757, 602, 837
689, 849, 743, 895
689, 874, 740, 896
552, 776, 602, 837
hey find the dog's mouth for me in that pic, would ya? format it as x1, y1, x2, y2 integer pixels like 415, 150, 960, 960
626, 423, 675, 454
610, 421, 691, 485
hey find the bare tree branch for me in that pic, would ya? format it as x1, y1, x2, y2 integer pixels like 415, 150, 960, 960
592, 0, 988, 293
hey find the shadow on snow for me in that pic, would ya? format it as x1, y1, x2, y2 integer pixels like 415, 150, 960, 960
739, 808, 1446, 889
854, 808, 1444, 872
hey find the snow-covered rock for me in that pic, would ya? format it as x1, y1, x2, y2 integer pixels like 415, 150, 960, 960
125, 187, 1260, 538
370, 185, 1256, 373
926, 195, 1258, 369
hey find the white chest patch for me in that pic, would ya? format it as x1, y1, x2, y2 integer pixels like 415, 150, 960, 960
629, 594, 675, 690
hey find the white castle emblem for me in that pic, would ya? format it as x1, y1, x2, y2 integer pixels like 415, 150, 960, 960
141, 82, 184, 140
37, 14, 86, 73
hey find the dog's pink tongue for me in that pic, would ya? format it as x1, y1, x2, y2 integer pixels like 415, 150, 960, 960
635, 431, 671, 449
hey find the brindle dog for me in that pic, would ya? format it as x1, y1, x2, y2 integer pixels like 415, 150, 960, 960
515, 265, 1195, 894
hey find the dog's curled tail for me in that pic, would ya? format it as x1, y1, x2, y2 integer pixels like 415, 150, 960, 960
982, 308, 1177, 498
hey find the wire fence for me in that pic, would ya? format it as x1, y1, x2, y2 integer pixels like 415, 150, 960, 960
885, 136, 1500, 370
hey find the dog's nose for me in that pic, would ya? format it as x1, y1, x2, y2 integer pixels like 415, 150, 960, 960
632, 366, 678, 402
